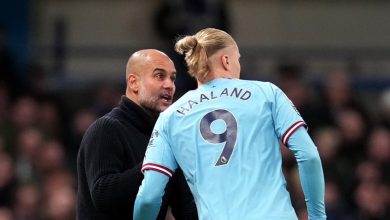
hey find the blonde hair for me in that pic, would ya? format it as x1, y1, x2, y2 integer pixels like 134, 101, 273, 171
174, 28, 236, 81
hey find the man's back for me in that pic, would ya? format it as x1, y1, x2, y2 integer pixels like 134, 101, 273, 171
151, 78, 305, 219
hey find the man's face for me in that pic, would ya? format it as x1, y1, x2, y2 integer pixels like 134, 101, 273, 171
138, 56, 176, 113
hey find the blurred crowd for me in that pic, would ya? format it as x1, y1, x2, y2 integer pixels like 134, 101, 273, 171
0, 65, 123, 220
1, 53, 390, 220
1, 0, 390, 219
275, 64, 390, 220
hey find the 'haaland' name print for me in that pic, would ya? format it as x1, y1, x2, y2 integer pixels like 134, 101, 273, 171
176, 87, 252, 115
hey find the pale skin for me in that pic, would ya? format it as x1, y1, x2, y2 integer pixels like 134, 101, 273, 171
199, 44, 241, 86
125, 49, 176, 114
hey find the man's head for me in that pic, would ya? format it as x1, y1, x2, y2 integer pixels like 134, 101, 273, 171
174, 28, 241, 83
125, 49, 176, 113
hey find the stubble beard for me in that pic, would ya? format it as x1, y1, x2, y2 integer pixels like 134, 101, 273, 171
139, 85, 163, 114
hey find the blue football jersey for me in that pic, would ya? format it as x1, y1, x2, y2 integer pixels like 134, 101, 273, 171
142, 78, 308, 220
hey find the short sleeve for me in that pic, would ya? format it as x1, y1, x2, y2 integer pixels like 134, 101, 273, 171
270, 83, 307, 146
141, 116, 178, 178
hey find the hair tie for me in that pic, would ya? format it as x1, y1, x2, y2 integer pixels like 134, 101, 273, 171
192, 41, 198, 50
184, 41, 198, 57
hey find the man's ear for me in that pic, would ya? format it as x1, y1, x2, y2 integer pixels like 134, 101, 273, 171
127, 74, 139, 93
221, 55, 230, 71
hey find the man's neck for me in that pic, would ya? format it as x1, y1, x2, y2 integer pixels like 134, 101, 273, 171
141, 106, 160, 119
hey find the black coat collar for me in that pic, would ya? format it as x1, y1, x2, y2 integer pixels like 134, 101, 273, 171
114, 96, 158, 135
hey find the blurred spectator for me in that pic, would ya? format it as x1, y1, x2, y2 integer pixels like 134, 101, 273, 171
36, 140, 66, 176
71, 108, 97, 140
320, 68, 370, 126
0, 152, 16, 208
355, 160, 382, 184
336, 108, 369, 160
66, 107, 97, 172
272, 62, 328, 132
14, 127, 43, 184
325, 180, 355, 220
12, 183, 41, 220
365, 127, 390, 183
312, 126, 344, 182
42, 169, 75, 200
37, 101, 63, 140
92, 82, 121, 117
10, 96, 39, 129
41, 169, 75, 220
1, 96, 39, 156
154, 0, 230, 97
378, 88, 390, 129
0, 207, 13, 220
354, 180, 390, 220
154, 0, 230, 42
273, 62, 304, 93
44, 186, 75, 220
367, 127, 390, 164
313, 127, 341, 163
334, 107, 370, 205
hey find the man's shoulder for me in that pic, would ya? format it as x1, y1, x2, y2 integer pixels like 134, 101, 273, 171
237, 79, 278, 96
79, 114, 124, 149
238, 78, 272, 87
85, 113, 121, 135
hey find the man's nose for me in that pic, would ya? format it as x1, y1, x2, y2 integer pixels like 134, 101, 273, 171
163, 78, 175, 89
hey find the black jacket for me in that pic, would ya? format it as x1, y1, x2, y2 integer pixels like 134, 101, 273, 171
77, 96, 197, 220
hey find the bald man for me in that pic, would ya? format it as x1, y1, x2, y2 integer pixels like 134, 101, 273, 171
77, 49, 197, 220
